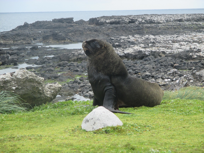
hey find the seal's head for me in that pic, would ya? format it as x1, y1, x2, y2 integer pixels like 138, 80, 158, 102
83, 38, 128, 76
82, 39, 107, 57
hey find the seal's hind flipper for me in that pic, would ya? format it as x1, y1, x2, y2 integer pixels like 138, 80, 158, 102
102, 104, 131, 114
109, 108, 131, 114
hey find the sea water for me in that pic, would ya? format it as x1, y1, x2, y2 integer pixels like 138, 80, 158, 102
46, 43, 82, 49
0, 63, 41, 75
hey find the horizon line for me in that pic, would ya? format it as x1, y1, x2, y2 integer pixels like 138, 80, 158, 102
0, 8, 203, 14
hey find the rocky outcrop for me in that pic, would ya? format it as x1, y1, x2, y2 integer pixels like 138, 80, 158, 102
0, 14, 203, 46
0, 69, 61, 107
89, 14, 204, 25
108, 33, 204, 58
81, 106, 123, 131
56, 50, 86, 62
0, 49, 22, 65
52, 18, 74, 23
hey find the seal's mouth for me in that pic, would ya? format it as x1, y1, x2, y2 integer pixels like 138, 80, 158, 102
82, 39, 102, 57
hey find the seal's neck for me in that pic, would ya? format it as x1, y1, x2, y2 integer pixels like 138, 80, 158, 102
88, 51, 128, 77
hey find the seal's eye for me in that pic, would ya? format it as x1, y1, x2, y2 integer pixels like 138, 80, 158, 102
90, 41, 101, 49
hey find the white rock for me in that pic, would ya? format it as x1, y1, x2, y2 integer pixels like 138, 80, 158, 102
173, 43, 180, 50
56, 95, 61, 98
81, 106, 123, 131
124, 48, 134, 54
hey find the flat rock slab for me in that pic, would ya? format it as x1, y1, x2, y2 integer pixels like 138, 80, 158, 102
81, 106, 123, 131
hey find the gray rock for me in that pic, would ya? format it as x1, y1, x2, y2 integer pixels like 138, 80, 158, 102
52, 18, 74, 23
196, 69, 204, 77
0, 69, 61, 107
81, 106, 123, 131
89, 14, 204, 25
72, 94, 90, 101
30, 46, 38, 50
195, 69, 204, 81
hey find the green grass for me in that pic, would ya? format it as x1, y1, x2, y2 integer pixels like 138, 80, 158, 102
44, 79, 62, 84
0, 91, 27, 114
0, 87, 204, 152
163, 86, 204, 101
0, 64, 13, 69
75, 74, 87, 78
0, 98, 203, 152
44, 78, 74, 85
44, 75, 87, 85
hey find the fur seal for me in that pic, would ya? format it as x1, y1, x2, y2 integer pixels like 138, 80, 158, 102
82, 39, 163, 114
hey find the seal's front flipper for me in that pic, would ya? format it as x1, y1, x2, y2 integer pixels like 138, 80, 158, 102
93, 97, 102, 106
103, 85, 131, 114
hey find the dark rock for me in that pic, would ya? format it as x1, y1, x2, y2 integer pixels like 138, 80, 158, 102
52, 18, 74, 23
44, 67, 55, 72
75, 19, 87, 25
58, 61, 69, 67
43, 73, 59, 79
30, 46, 38, 50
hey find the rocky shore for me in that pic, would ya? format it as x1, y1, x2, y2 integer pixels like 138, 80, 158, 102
0, 14, 204, 102
0, 14, 204, 46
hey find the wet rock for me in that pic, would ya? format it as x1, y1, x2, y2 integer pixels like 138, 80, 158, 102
58, 61, 69, 67
43, 73, 59, 79
58, 84, 75, 97
30, 46, 38, 50
44, 67, 55, 72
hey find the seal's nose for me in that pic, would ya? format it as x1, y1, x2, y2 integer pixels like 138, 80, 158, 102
82, 41, 87, 51
82, 41, 86, 47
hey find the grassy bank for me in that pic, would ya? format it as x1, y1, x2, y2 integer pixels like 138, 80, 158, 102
0, 88, 204, 153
